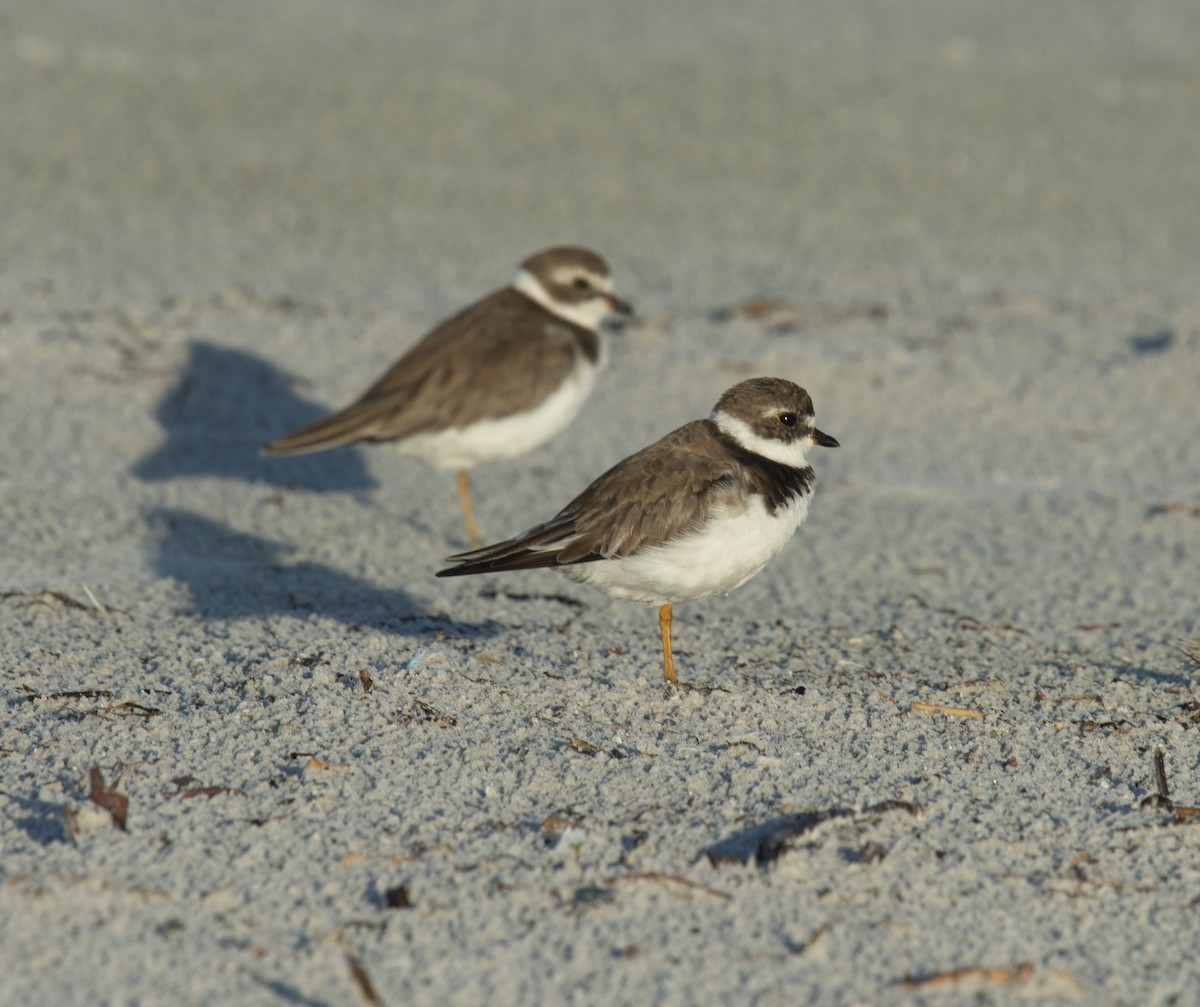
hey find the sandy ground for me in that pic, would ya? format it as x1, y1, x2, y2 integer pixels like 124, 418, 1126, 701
3, 2, 1200, 1005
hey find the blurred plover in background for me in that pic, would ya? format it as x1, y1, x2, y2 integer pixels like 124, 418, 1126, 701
266, 246, 632, 545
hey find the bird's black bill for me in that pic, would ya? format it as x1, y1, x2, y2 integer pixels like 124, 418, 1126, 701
813, 429, 839, 448
607, 296, 635, 317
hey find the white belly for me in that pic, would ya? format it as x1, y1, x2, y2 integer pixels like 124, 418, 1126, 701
563, 493, 812, 605
399, 358, 600, 470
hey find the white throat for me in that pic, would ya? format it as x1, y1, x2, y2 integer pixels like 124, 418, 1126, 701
713, 411, 814, 468
512, 268, 610, 330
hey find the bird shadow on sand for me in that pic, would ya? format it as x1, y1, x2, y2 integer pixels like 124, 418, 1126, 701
147, 507, 498, 639
703, 801, 924, 870
131, 339, 377, 493
5, 791, 69, 845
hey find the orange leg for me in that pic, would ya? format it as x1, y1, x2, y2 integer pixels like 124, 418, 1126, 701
455, 469, 482, 547
658, 603, 677, 684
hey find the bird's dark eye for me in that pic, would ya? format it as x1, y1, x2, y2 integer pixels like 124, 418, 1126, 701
778, 413, 797, 427
573, 277, 591, 290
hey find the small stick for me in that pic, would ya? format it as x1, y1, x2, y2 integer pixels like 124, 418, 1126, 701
344, 952, 383, 1007
81, 583, 107, 615
912, 701, 984, 719
900, 963, 1033, 988
1153, 748, 1170, 802
603, 872, 731, 901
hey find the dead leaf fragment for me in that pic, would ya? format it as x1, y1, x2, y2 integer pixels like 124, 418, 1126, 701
540, 813, 582, 834
88, 765, 128, 830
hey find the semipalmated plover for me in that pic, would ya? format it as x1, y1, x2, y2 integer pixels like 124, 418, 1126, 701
265, 247, 632, 545
437, 377, 838, 684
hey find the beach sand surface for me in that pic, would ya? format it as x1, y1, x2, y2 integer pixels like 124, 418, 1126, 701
2, 2, 1199, 1004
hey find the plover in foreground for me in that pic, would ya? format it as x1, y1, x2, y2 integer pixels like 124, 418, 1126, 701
265, 247, 632, 545
437, 377, 838, 684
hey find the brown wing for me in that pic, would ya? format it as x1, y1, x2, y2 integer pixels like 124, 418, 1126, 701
436, 420, 740, 576
265, 289, 590, 455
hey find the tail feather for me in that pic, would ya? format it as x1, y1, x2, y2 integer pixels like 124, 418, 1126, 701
437, 514, 587, 577
436, 547, 567, 577
264, 404, 384, 456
